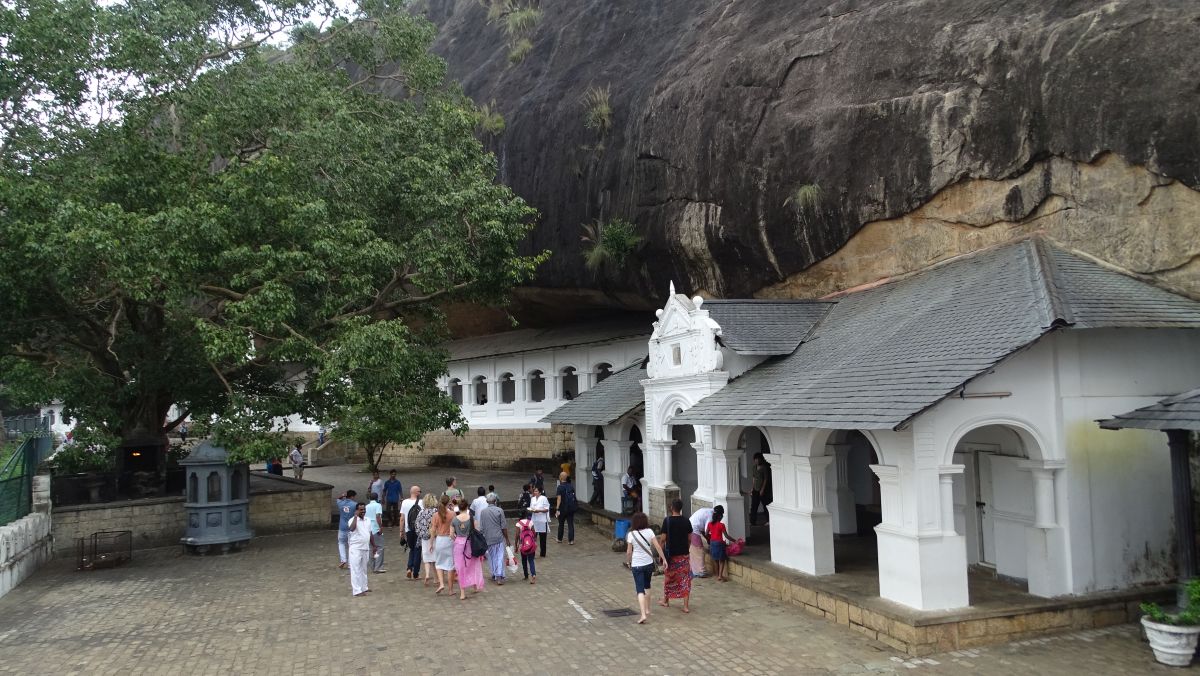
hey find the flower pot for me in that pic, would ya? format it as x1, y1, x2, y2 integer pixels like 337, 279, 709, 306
1142, 616, 1200, 667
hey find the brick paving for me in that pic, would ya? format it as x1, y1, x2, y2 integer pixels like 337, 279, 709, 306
0, 523, 1167, 675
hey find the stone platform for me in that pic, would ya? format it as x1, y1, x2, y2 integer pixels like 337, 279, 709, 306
580, 506, 1171, 656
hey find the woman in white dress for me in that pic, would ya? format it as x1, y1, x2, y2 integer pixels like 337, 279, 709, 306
529, 485, 551, 557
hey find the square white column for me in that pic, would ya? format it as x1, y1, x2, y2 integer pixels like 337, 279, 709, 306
872, 464, 969, 610
710, 445, 747, 539
575, 431, 598, 504
602, 439, 633, 512
769, 454, 835, 575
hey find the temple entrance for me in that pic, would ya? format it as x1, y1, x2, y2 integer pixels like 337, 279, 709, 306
954, 425, 1034, 587
629, 426, 643, 480
670, 415, 698, 512
824, 431, 882, 574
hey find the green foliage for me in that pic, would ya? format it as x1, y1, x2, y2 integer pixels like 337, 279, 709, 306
1142, 579, 1200, 626
507, 37, 534, 64
0, 1, 545, 463
582, 85, 612, 135
580, 218, 643, 272
504, 7, 542, 37
50, 426, 120, 474
785, 183, 824, 212
481, 0, 540, 66
476, 101, 506, 136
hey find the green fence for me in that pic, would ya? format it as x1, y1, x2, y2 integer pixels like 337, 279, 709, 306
0, 432, 52, 527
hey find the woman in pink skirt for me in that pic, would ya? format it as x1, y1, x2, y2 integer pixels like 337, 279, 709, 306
451, 498, 486, 600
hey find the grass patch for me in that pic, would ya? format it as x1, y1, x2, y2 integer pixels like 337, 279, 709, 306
582, 85, 612, 135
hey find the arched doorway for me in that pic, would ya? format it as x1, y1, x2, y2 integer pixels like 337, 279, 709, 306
629, 426, 643, 480
953, 424, 1034, 587
448, 379, 463, 405
737, 428, 771, 530
670, 413, 698, 513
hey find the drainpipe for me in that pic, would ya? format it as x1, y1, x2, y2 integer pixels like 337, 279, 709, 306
1168, 429, 1195, 609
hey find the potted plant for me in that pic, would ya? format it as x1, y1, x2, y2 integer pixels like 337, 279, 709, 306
1142, 579, 1200, 667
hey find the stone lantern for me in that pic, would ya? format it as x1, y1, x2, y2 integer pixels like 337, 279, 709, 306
179, 441, 252, 554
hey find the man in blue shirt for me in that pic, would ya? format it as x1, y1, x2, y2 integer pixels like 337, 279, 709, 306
383, 470, 403, 527
336, 489, 358, 569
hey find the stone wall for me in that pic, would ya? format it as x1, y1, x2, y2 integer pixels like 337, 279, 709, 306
51, 476, 332, 558
378, 425, 575, 471
0, 476, 52, 599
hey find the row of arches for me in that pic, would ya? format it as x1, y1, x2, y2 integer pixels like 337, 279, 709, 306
447, 363, 615, 406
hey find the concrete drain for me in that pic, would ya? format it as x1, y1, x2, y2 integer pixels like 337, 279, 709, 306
601, 608, 638, 618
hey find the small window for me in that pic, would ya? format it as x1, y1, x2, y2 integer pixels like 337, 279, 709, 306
528, 370, 546, 403
671, 344, 682, 366
231, 468, 245, 500
449, 379, 463, 405
472, 376, 488, 405
207, 471, 223, 502
188, 473, 198, 502
499, 373, 516, 404
595, 363, 613, 383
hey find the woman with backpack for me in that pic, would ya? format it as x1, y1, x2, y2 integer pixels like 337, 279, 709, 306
415, 494, 438, 587
625, 511, 667, 625
515, 513, 538, 584
451, 497, 486, 600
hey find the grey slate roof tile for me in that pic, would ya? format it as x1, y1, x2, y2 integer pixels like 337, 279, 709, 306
445, 315, 652, 362
673, 238, 1200, 430
704, 300, 834, 355
540, 358, 648, 426
1100, 388, 1200, 432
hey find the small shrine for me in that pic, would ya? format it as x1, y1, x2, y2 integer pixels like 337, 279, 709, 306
179, 441, 252, 554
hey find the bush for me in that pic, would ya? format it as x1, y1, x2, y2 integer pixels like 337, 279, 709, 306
508, 38, 533, 64
581, 218, 642, 272
582, 85, 612, 135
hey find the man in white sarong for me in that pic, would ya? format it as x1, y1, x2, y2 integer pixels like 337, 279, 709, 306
347, 502, 372, 596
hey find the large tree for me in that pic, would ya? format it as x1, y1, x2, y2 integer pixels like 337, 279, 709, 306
0, 0, 543, 461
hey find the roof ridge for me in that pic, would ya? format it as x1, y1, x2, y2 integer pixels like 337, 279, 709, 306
1028, 237, 1075, 328
702, 298, 836, 305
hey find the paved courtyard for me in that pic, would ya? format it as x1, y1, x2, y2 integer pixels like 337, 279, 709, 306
0, 523, 1169, 675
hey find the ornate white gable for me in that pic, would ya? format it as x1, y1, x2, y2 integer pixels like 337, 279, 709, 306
647, 286, 724, 380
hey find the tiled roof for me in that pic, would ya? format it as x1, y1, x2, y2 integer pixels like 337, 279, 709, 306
445, 316, 652, 362
704, 300, 834, 355
1099, 388, 1200, 432
540, 358, 647, 426
673, 238, 1200, 430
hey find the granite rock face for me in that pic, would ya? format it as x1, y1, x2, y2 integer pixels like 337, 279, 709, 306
423, 0, 1200, 304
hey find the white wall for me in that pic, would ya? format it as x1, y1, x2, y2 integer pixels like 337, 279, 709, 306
442, 336, 647, 429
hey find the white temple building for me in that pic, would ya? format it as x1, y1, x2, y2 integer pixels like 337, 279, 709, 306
545, 238, 1200, 612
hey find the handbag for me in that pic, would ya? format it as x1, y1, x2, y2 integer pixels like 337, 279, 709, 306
632, 530, 664, 576
504, 545, 520, 575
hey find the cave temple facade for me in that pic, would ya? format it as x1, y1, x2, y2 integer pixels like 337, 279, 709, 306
544, 237, 1200, 612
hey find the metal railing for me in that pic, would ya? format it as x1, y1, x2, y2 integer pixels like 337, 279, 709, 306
0, 421, 53, 526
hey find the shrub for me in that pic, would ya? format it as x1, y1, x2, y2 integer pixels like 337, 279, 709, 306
504, 7, 543, 37
508, 38, 534, 64
582, 85, 612, 135
581, 218, 642, 271
785, 183, 823, 212
476, 101, 506, 136
1142, 579, 1200, 626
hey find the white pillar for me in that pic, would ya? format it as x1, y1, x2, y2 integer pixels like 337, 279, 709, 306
517, 377, 527, 405
602, 439, 632, 512
578, 370, 594, 394
872, 463, 969, 610
938, 465, 964, 535
1020, 459, 1069, 597
575, 430, 598, 504
710, 445, 747, 540
828, 444, 858, 535
769, 454, 835, 575
643, 439, 676, 522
